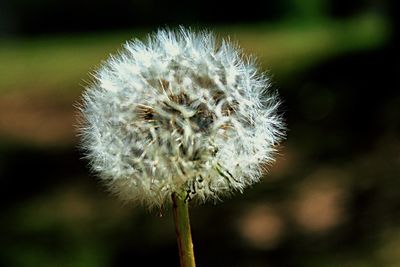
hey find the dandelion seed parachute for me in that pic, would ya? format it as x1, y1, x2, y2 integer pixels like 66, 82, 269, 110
80, 27, 285, 208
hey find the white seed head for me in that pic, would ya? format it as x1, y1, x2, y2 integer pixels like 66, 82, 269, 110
80, 27, 285, 208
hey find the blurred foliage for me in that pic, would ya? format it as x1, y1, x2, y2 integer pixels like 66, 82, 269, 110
0, 0, 376, 35
0, 1, 399, 266
0, 13, 388, 95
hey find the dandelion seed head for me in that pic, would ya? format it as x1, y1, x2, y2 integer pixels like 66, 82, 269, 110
80, 27, 285, 208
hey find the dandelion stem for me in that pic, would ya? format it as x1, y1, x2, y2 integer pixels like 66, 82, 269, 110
172, 193, 196, 267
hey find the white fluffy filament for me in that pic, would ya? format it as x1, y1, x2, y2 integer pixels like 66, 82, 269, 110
80, 27, 285, 208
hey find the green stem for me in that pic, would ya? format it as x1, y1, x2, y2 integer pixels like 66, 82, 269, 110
172, 193, 196, 267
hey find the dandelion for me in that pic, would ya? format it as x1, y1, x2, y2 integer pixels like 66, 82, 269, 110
79, 27, 285, 267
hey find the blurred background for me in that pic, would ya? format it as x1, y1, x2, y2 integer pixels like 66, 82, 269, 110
0, 0, 399, 266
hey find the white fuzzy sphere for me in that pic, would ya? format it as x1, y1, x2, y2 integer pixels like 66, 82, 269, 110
80, 27, 285, 207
